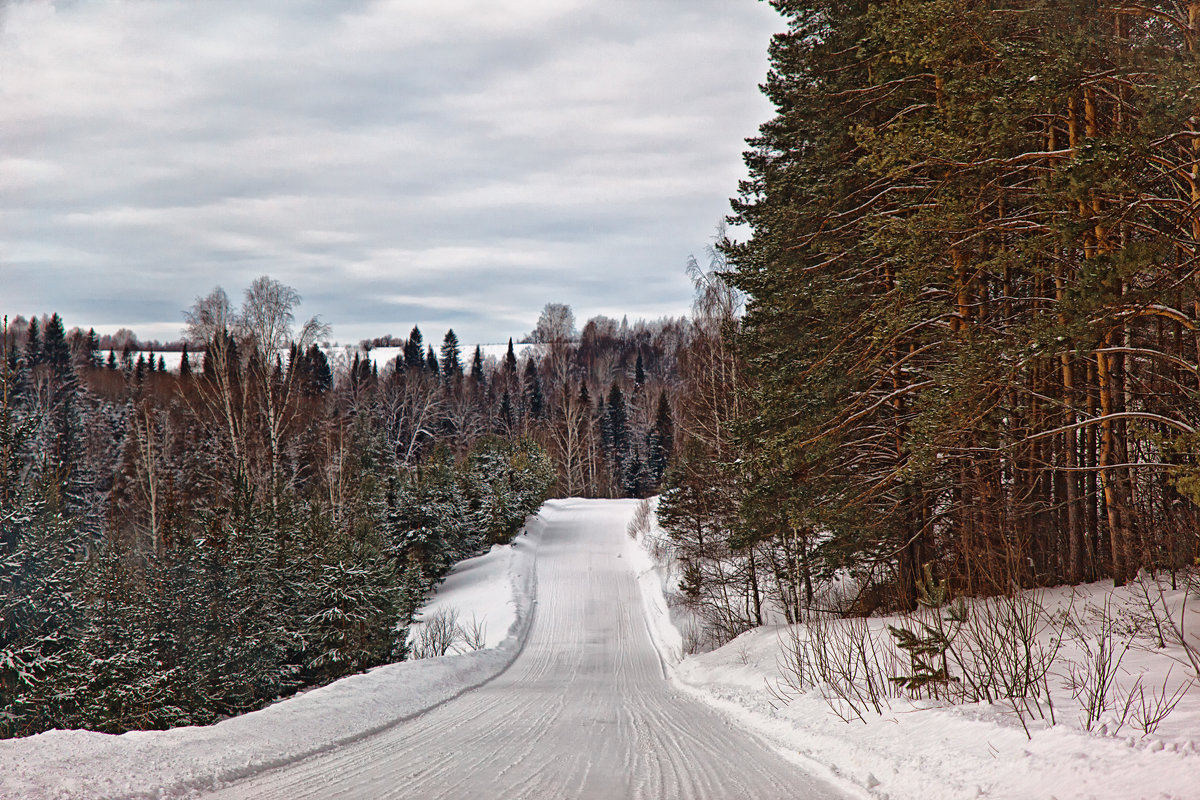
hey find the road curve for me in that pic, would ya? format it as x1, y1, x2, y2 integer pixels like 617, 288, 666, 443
202, 498, 847, 800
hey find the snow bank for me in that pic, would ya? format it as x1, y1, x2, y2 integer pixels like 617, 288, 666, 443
0, 512, 547, 800
627, 502, 1200, 800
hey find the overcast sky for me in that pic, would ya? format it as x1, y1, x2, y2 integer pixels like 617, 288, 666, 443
0, 0, 780, 347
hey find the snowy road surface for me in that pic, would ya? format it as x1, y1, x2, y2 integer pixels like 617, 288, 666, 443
203, 499, 846, 800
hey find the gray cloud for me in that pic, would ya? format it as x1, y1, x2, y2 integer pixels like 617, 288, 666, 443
0, 0, 780, 345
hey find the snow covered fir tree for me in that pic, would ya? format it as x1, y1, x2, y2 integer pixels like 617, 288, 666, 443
0, 280, 694, 737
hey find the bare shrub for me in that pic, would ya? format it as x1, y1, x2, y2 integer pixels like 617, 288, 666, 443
950, 591, 1065, 735
680, 618, 707, 656
1136, 571, 1200, 681
1129, 671, 1192, 736
774, 611, 900, 723
411, 607, 462, 659
460, 614, 488, 651
627, 498, 654, 539
1066, 597, 1134, 731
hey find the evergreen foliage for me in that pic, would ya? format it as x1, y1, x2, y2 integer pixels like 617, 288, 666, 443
440, 330, 462, 379
0, 287, 565, 739
403, 326, 424, 372
712, 0, 1200, 608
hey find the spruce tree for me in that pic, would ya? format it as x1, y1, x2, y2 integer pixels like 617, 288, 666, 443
84, 329, 100, 368
24, 318, 41, 368
605, 383, 630, 495
504, 338, 517, 381
179, 344, 191, 378
470, 346, 485, 389
41, 313, 69, 379
499, 390, 514, 433
440, 330, 462, 379
647, 392, 673, 488
524, 359, 544, 420
425, 345, 439, 375
403, 326, 424, 372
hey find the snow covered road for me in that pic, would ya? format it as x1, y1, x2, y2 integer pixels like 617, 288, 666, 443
201, 499, 847, 800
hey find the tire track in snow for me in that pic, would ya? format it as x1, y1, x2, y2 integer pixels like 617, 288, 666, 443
200, 499, 848, 800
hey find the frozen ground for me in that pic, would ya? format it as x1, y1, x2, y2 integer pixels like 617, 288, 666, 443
197, 498, 846, 799
628, 504, 1200, 800
0, 513, 545, 800
1, 499, 849, 800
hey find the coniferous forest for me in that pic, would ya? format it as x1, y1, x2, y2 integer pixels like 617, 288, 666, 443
0, 280, 687, 737
655, 0, 1200, 644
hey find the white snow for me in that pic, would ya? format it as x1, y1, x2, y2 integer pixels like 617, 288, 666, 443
197, 498, 847, 800
0, 513, 546, 800
407, 539, 521, 652
628, 502, 1200, 800
11, 494, 1196, 799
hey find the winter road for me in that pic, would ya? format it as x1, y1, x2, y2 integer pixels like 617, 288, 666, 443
203, 499, 846, 799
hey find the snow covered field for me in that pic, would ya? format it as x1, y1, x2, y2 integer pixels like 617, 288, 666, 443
628, 502, 1200, 800
0, 514, 546, 799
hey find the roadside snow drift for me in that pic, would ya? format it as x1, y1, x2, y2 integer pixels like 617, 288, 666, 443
627, 498, 1200, 800
0, 513, 546, 800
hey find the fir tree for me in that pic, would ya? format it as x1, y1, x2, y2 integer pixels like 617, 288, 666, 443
24, 318, 41, 368
499, 390, 514, 433
647, 392, 673, 488
404, 326, 424, 372
470, 346, 485, 391
440, 330, 462, 379
504, 338, 517, 381
524, 359, 544, 420
604, 382, 630, 495
84, 329, 100, 368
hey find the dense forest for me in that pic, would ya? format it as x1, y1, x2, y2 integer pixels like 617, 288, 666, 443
8, 0, 1200, 743
654, 0, 1200, 646
0, 281, 686, 737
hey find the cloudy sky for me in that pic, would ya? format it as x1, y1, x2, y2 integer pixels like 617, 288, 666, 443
0, 0, 780, 347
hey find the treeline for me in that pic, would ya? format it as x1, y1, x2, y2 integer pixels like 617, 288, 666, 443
0, 280, 563, 737
658, 0, 1200, 639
